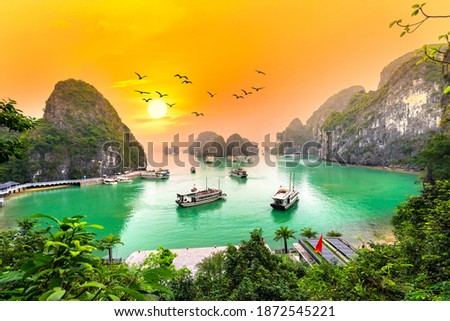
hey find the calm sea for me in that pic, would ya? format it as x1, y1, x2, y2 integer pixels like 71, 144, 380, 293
0, 155, 419, 258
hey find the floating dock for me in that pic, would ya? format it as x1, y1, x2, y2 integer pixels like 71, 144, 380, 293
294, 237, 357, 266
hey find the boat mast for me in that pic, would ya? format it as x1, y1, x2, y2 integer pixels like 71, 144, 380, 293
206, 177, 208, 189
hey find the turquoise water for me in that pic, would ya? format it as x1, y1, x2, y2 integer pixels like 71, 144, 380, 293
0, 156, 419, 258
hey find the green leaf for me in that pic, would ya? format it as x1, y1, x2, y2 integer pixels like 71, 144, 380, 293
444, 86, 450, 95
47, 289, 66, 301
32, 213, 60, 224
412, 4, 420, 8
108, 294, 121, 301
80, 281, 106, 289
39, 287, 66, 301
85, 224, 104, 230
411, 9, 419, 17
400, 31, 406, 37
0, 271, 25, 284
113, 286, 146, 301
389, 20, 397, 28
45, 241, 69, 248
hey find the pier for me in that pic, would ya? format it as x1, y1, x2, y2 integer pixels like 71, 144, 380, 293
293, 237, 356, 266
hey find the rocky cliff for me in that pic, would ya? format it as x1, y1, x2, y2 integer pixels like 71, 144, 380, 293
274, 86, 364, 154
276, 48, 447, 167
320, 50, 446, 166
1, 79, 146, 182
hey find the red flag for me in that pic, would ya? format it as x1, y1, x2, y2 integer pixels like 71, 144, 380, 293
314, 235, 323, 253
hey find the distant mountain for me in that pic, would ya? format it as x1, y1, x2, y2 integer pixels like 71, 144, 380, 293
188, 132, 258, 157
0, 79, 146, 182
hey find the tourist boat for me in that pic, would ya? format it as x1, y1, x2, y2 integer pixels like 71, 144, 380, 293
204, 155, 215, 163
229, 168, 248, 178
116, 176, 132, 183
103, 178, 117, 185
176, 179, 226, 207
190, 166, 196, 174
270, 173, 299, 210
141, 170, 169, 180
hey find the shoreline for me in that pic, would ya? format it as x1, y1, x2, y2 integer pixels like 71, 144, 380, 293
350, 164, 420, 175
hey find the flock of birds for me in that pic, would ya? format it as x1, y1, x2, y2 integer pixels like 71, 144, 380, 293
132, 69, 266, 117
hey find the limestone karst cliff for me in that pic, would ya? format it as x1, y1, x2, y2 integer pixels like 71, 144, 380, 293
1, 79, 146, 182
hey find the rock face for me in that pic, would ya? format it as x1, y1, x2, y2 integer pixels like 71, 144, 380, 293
13, 79, 146, 181
276, 48, 447, 167
275, 86, 364, 154
320, 51, 445, 166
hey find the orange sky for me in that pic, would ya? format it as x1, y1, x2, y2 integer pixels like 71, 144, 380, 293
1, 1, 449, 148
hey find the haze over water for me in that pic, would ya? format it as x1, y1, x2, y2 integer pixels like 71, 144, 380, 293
0, 155, 419, 258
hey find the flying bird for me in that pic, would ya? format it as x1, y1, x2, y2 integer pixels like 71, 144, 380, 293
233, 94, 244, 99
135, 90, 151, 94
255, 70, 266, 75
241, 89, 252, 95
192, 112, 204, 116
207, 91, 217, 97
155, 91, 168, 98
167, 103, 176, 108
135, 72, 147, 80
174, 74, 189, 79
182, 80, 193, 84
251, 86, 265, 92
143, 98, 152, 102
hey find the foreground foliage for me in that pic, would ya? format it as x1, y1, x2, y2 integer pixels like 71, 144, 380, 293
0, 215, 173, 301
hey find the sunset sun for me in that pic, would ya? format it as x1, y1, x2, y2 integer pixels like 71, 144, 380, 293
147, 99, 167, 119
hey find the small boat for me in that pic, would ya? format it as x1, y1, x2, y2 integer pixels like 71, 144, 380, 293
176, 179, 226, 207
270, 173, 299, 210
141, 170, 169, 180
190, 166, 196, 174
103, 178, 117, 185
229, 168, 248, 178
205, 155, 215, 163
116, 176, 132, 183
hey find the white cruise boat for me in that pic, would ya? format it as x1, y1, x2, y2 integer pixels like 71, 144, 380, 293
176, 179, 226, 207
229, 168, 248, 178
270, 173, 299, 210
141, 169, 169, 180
103, 178, 117, 185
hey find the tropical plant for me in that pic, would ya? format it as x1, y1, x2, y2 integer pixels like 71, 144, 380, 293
97, 234, 124, 264
0, 98, 36, 163
326, 230, 342, 237
299, 227, 318, 238
273, 226, 297, 254
0, 215, 174, 301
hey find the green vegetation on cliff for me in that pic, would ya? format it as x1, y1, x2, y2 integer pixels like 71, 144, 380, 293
0, 79, 146, 182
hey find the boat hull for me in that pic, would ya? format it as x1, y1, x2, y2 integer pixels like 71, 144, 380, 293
230, 173, 248, 178
270, 197, 298, 210
176, 195, 225, 207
